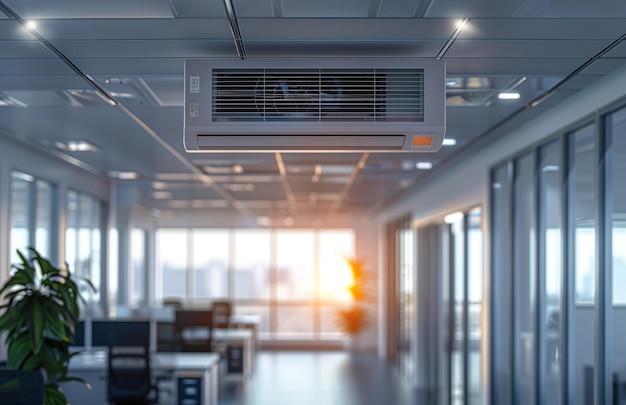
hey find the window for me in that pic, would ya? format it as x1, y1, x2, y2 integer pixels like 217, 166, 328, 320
10, 171, 56, 264
66, 190, 103, 308
155, 227, 355, 341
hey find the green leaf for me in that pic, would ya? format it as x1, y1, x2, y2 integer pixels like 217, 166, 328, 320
7, 333, 34, 369
44, 384, 68, 405
29, 295, 45, 354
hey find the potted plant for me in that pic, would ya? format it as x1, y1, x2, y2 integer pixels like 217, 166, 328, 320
335, 258, 372, 350
0, 247, 94, 405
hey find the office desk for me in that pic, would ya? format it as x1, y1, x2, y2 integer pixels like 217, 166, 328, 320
230, 314, 262, 349
214, 328, 254, 378
63, 351, 220, 405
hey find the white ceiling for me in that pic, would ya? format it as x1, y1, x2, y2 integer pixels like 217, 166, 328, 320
0, 0, 625, 226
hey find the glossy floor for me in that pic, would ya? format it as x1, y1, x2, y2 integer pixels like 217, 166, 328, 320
219, 351, 424, 405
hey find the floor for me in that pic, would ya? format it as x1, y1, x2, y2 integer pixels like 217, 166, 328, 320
218, 351, 424, 405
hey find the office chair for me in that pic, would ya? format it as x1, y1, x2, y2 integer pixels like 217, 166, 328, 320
212, 300, 233, 329
107, 331, 158, 405
0, 369, 44, 405
174, 309, 214, 353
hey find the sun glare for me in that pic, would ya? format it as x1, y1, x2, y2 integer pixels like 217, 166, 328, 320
319, 254, 354, 302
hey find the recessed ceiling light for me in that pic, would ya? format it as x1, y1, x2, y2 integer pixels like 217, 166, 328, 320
152, 191, 173, 199
66, 140, 99, 152
416, 162, 433, 170
110, 171, 139, 180
442, 138, 457, 146
401, 161, 414, 171
23, 20, 37, 31
498, 92, 521, 100
256, 216, 271, 226
399, 178, 413, 188
227, 183, 254, 192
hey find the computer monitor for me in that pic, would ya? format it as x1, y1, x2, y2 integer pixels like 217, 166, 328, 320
91, 320, 151, 347
69, 320, 85, 347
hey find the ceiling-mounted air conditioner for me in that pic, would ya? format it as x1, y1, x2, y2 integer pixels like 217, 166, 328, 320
183, 58, 445, 153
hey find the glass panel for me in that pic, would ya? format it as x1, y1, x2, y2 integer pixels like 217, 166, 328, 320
89, 199, 102, 305
276, 230, 315, 300
192, 229, 229, 300
234, 229, 271, 299
440, 223, 451, 405
155, 229, 188, 301
276, 306, 314, 339
35, 180, 53, 258
65, 191, 102, 308
467, 208, 484, 405
10, 173, 55, 265
10, 171, 33, 264
319, 304, 346, 339
66, 190, 79, 282
607, 107, 626, 403
569, 124, 596, 405
399, 227, 415, 383
514, 153, 536, 405
450, 218, 465, 405
319, 230, 355, 303
130, 229, 146, 306
491, 163, 514, 403
539, 140, 563, 403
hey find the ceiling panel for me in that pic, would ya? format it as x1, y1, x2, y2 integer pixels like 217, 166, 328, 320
462, 19, 626, 40
238, 18, 455, 40
51, 39, 237, 59
426, 0, 538, 18
169, 0, 229, 18
444, 57, 586, 76
2, 0, 175, 19
447, 39, 611, 58
280, 0, 373, 18
71, 58, 188, 76
34, 19, 233, 40
244, 41, 442, 57
535, 0, 626, 18
0, 40, 56, 58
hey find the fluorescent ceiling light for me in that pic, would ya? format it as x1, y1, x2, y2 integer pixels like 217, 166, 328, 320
416, 162, 433, 170
442, 138, 457, 146
498, 92, 520, 100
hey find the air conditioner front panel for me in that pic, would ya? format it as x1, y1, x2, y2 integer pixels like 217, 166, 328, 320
197, 135, 406, 151
184, 58, 445, 153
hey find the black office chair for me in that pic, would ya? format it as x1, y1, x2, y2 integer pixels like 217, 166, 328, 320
174, 309, 213, 353
0, 369, 44, 405
107, 331, 158, 405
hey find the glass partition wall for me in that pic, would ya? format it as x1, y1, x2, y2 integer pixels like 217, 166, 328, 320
489, 100, 626, 404
393, 208, 484, 403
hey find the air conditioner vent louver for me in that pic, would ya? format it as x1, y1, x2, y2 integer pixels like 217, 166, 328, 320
184, 59, 445, 153
212, 69, 424, 123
